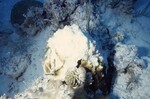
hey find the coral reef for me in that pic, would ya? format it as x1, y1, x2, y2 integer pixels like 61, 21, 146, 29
0, 94, 8, 99
1, 0, 150, 98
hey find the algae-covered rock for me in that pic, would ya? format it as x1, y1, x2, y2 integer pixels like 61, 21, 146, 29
11, 0, 43, 25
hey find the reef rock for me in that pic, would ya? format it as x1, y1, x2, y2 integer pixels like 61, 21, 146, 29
44, 0, 100, 32
20, 7, 46, 36
11, 0, 43, 25
0, 54, 31, 79
110, 0, 136, 14
112, 60, 150, 99
112, 43, 150, 98
113, 43, 138, 71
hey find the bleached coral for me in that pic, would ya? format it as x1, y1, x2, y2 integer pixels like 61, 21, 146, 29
65, 67, 86, 88
43, 24, 103, 81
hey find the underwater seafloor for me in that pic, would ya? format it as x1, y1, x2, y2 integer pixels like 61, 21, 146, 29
0, 0, 150, 99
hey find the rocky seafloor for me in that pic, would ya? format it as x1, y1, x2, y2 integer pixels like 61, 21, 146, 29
0, 0, 150, 99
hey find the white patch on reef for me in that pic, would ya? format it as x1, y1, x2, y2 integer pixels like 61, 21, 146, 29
43, 24, 103, 81
47, 24, 89, 60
